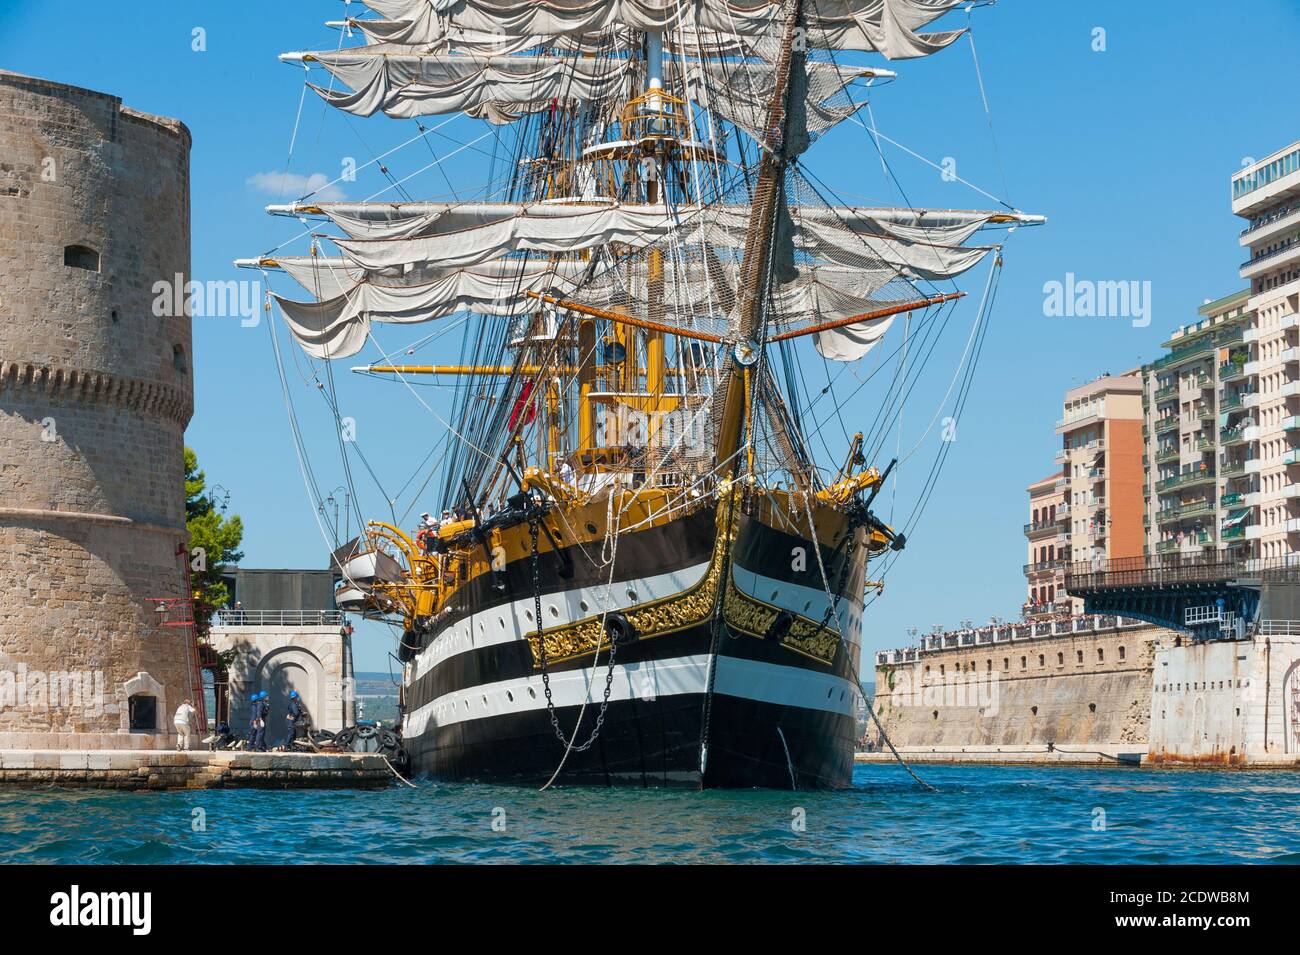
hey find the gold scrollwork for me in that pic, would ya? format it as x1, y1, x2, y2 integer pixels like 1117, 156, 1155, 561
524, 496, 842, 668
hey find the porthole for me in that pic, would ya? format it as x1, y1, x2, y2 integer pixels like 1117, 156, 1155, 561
482, 695, 488, 707
626, 588, 638, 602
525, 609, 534, 622
507, 691, 514, 702
528, 687, 536, 699
803, 601, 811, 612
579, 599, 590, 613
771, 590, 780, 602
586, 523, 598, 535
548, 604, 559, 618
498, 616, 506, 629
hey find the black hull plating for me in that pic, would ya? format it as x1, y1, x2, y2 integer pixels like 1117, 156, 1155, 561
404, 659, 856, 790
401, 509, 862, 790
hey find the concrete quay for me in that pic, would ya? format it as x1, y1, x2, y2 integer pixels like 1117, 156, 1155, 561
855, 747, 1300, 769
0, 749, 395, 791
855, 744, 1147, 767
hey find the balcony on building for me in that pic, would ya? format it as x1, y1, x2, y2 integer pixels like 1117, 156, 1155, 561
1155, 463, 1216, 493
1240, 239, 1300, 280
1220, 424, 1248, 446
1220, 388, 1251, 410
1231, 142, 1300, 217
1024, 519, 1057, 540
1240, 196, 1300, 246
1219, 359, 1247, 381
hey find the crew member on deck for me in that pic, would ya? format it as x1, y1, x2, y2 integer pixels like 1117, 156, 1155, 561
417, 512, 438, 554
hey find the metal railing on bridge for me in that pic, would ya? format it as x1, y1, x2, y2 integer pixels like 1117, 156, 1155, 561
1064, 554, 1300, 592
214, 609, 345, 627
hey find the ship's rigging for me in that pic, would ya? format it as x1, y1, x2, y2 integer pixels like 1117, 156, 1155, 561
239, 0, 1041, 639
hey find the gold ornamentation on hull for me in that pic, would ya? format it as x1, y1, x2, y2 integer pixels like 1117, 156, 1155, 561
524, 499, 842, 668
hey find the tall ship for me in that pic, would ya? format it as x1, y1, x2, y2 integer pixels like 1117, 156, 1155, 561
240, 0, 1040, 788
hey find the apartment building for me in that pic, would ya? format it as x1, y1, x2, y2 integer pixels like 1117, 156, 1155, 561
1022, 373, 1144, 619
1232, 142, 1300, 562
1023, 471, 1068, 618
1142, 292, 1253, 557
1056, 372, 1146, 563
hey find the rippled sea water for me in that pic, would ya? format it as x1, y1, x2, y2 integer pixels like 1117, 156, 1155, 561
2, 763, 1299, 864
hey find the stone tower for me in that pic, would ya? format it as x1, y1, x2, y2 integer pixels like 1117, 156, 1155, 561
0, 71, 195, 749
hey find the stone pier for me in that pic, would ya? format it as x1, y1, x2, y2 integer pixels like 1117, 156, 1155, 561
0, 749, 393, 790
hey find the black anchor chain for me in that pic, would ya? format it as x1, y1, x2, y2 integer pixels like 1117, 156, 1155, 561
531, 517, 617, 753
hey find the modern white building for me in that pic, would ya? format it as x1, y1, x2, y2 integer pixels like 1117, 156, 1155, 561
1232, 141, 1300, 563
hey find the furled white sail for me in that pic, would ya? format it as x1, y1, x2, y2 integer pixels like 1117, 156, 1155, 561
296, 49, 884, 138
332, 203, 692, 271
304, 53, 638, 121
352, 0, 966, 59
814, 314, 895, 361
267, 251, 899, 359
314, 199, 1001, 282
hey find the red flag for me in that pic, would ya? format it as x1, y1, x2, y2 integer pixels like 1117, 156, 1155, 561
508, 380, 537, 430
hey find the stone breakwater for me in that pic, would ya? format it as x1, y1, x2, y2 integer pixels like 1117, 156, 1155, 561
0, 750, 393, 790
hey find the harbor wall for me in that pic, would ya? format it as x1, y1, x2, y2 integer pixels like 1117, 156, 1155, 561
1148, 632, 1300, 764
872, 625, 1162, 753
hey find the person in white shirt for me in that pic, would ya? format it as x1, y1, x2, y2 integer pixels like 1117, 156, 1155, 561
173, 699, 196, 751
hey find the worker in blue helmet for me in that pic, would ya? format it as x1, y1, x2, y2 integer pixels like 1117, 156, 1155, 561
245, 692, 263, 750
255, 691, 271, 752
285, 690, 306, 750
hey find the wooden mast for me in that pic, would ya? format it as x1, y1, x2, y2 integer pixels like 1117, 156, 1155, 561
712, 0, 805, 479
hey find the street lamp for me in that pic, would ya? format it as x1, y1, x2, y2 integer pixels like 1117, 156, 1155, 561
321, 485, 350, 541
209, 484, 231, 513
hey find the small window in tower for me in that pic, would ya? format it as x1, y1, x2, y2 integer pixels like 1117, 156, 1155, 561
64, 244, 100, 271
173, 344, 187, 374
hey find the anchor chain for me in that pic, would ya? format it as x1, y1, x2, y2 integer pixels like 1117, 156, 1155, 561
531, 517, 617, 753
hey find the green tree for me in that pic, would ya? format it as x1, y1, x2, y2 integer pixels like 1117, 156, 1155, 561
185, 446, 244, 639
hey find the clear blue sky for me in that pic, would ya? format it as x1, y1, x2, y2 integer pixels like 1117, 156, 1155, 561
5, 1, 1299, 671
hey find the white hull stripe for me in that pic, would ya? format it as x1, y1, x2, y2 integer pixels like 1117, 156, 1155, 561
403, 653, 857, 737
412, 560, 712, 680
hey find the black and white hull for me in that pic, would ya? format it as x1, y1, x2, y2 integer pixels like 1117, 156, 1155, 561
399, 506, 866, 789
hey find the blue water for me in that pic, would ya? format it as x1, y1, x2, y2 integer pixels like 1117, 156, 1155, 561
2, 763, 1298, 864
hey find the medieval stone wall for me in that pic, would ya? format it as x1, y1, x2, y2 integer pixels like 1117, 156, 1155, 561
0, 70, 194, 749
873, 626, 1163, 751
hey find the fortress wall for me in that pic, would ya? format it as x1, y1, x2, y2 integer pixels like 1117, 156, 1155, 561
0, 71, 194, 748
873, 626, 1162, 752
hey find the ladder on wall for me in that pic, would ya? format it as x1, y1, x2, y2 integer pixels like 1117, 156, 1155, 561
146, 544, 209, 734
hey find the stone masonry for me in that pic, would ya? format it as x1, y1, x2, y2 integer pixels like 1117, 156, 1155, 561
0, 71, 196, 749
